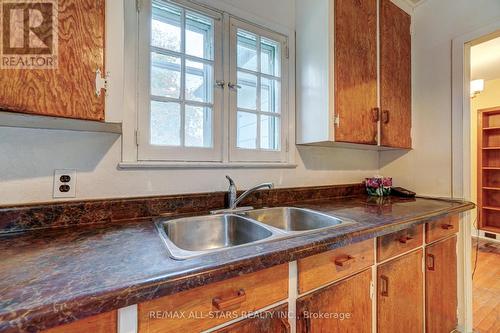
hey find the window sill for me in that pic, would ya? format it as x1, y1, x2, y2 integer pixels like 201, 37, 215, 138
118, 161, 298, 169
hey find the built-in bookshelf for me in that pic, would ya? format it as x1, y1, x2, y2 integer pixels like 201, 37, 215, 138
478, 107, 500, 233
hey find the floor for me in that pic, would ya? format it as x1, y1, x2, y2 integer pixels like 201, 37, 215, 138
472, 237, 500, 333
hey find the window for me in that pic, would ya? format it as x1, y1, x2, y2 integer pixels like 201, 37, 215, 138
229, 18, 287, 162
137, 0, 288, 164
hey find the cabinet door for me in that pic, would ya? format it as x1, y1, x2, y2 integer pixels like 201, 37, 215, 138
378, 250, 423, 333
334, 0, 378, 145
297, 269, 372, 333
425, 236, 458, 333
0, 0, 105, 120
214, 305, 289, 333
379, 0, 412, 148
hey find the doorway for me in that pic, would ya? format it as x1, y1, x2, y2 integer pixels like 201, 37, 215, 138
469, 33, 500, 333
452, 24, 500, 333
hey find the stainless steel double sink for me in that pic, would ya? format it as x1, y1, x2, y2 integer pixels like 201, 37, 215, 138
155, 207, 355, 260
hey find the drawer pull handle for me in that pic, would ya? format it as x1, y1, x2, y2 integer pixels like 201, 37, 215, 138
398, 235, 414, 244
427, 254, 436, 271
441, 224, 454, 230
334, 255, 355, 267
380, 275, 389, 297
212, 289, 246, 311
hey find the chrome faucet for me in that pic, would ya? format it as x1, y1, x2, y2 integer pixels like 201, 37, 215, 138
211, 176, 274, 214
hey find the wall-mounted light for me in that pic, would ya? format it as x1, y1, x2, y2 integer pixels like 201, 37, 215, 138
471, 79, 485, 99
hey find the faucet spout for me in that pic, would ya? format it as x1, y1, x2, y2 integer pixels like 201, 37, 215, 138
230, 182, 274, 210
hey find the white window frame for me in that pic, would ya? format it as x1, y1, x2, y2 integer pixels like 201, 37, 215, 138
228, 17, 289, 163
128, 0, 292, 167
137, 0, 224, 162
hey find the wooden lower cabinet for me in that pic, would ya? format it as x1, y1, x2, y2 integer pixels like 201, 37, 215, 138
214, 304, 289, 333
377, 250, 424, 333
425, 236, 458, 333
41, 311, 117, 333
296, 269, 372, 333
137, 264, 288, 333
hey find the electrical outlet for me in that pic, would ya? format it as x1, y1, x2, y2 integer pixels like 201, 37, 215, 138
53, 169, 77, 198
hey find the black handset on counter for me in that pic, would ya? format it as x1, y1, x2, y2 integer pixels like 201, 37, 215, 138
391, 187, 416, 198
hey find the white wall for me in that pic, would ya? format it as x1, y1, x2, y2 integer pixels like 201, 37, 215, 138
380, 0, 500, 197
0, 0, 380, 206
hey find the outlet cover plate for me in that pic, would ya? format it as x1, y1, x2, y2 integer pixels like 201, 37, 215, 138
53, 169, 77, 198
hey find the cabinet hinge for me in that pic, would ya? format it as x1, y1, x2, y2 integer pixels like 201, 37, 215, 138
285, 46, 289, 59
95, 69, 108, 97
334, 115, 340, 127
285, 138, 289, 152
135, 130, 140, 146
136, 0, 142, 12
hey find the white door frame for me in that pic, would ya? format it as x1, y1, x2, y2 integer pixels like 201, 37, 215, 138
451, 19, 500, 333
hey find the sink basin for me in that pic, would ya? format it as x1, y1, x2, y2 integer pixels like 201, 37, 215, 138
156, 214, 277, 259
242, 207, 350, 232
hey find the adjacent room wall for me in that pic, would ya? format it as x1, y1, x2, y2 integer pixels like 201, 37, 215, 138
379, 0, 500, 197
0, 0, 380, 206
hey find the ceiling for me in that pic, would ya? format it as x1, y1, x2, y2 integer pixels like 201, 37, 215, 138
471, 36, 500, 81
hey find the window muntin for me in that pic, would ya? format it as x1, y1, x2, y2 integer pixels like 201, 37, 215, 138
150, 1, 215, 149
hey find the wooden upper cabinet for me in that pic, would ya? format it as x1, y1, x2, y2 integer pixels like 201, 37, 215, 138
377, 250, 423, 333
379, 0, 412, 148
296, 0, 412, 149
0, 0, 105, 121
297, 269, 372, 333
425, 236, 458, 333
334, 0, 378, 145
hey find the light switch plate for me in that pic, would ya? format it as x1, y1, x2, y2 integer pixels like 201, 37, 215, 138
53, 169, 77, 198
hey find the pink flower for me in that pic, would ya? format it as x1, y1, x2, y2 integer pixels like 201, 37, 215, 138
382, 177, 392, 187
366, 178, 381, 189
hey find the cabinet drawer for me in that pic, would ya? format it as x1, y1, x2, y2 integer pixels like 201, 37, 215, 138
213, 304, 289, 333
425, 215, 459, 243
298, 239, 374, 294
377, 224, 423, 262
138, 264, 288, 333
42, 311, 117, 333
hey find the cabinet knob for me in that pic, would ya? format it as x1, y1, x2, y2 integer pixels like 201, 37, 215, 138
397, 235, 414, 244
380, 275, 389, 296
381, 110, 390, 124
427, 254, 436, 271
212, 289, 246, 311
441, 224, 454, 230
334, 255, 355, 267
372, 107, 380, 122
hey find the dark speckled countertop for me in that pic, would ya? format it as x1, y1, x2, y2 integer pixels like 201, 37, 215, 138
0, 195, 474, 333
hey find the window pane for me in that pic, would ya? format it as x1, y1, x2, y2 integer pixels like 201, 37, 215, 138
152, 2, 181, 52
260, 115, 280, 150
237, 111, 257, 149
185, 105, 212, 148
150, 101, 181, 146
237, 30, 257, 71
261, 37, 280, 76
151, 52, 181, 98
261, 78, 280, 113
186, 60, 213, 103
186, 11, 214, 60
237, 71, 257, 110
